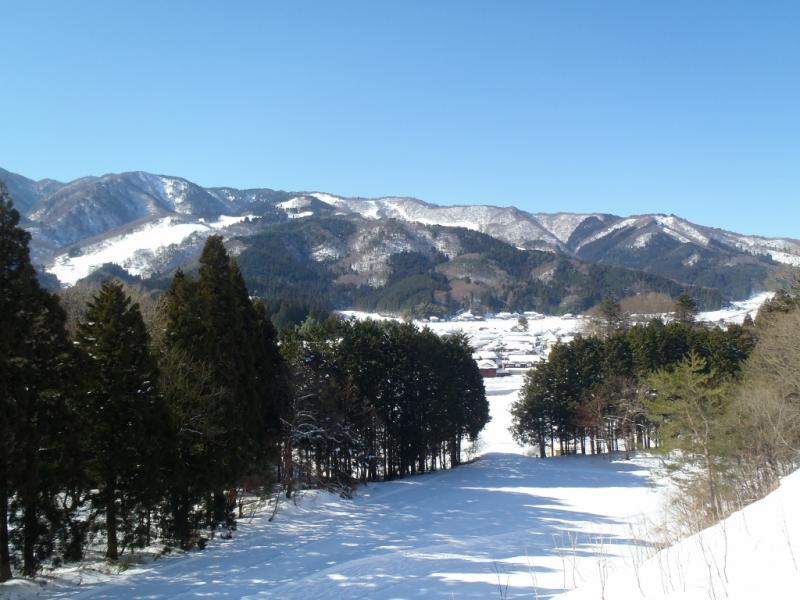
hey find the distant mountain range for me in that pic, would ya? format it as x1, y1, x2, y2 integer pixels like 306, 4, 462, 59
3, 166, 798, 315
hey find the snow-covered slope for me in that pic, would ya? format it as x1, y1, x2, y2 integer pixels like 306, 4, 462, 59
49, 214, 250, 285
17, 450, 667, 599
311, 193, 568, 251
309, 192, 800, 267
557, 467, 800, 600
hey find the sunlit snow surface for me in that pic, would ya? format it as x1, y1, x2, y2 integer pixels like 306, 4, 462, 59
559, 468, 800, 600
48, 215, 248, 285
21, 453, 665, 600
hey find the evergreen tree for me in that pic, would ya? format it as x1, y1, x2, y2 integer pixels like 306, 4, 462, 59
75, 281, 165, 560
0, 182, 32, 581
159, 237, 283, 539
9, 292, 77, 576
597, 297, 626, 337
157, 346, 226, 549
646, 352, 730, 521
0, 184, 77, 578
673, 292, 698, 325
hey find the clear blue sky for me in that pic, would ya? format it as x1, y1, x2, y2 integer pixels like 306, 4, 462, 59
1, 1, 798, 237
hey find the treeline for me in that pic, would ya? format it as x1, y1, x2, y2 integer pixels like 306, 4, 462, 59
0, 186, 488, 581
281, 317, 489, 490
511, 303, 755, 458
513, 291, 800, 527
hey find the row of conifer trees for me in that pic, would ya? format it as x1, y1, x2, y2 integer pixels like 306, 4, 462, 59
0, 184, 488, 580
511, 291, 800, 526
511, 316, 756, 458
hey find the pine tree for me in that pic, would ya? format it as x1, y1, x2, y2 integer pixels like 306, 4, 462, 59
75, 281, 164, 560
646, 352, 729, 521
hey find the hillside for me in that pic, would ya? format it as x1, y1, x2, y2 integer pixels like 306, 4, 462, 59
2, 167, 797, 314
559, 468, 800, 600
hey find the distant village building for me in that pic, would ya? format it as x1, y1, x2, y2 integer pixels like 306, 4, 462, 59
472, 350, 501, 363
504, 354, 541, 369
477, 359, 500, 378
455, 310, 481, 322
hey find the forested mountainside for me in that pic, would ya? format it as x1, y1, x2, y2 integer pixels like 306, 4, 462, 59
3, 167, 798, 315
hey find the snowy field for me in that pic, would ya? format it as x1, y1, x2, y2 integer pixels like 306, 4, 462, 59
4, 293, 785, 600
14, 461, 666, 599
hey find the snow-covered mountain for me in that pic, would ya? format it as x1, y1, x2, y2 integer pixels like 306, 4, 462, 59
307, 192, 800, 268
2, 168, 798, 300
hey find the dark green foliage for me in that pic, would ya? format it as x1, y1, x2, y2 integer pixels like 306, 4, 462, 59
385, 251, 447, 284
263, 298, 329, 330
159, 236, 285, 547
454, 228, 553, 277
673, 292, 698, 325
0, 184, 79, 578
282, 318, 489, 487
512, 318, 755, 458
74, 281, 167, 560
233, 217, 355, 307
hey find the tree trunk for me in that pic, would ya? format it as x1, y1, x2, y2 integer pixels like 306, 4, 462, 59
537, 430, 546, 458
0, 478, 12, 582
106, 493, 118, 561
703, 445, 721, 520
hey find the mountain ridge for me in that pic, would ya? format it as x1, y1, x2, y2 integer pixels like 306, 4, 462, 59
2, 167, 797, 315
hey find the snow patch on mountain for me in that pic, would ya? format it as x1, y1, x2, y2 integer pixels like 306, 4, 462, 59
769, 251, 800, 266
380, 200, 483, 231
683, 252, 700, 266
720, 234, 800, 266
311, 244, 341, 262
533, 213, 597, 244
159, 176, 191, 213
310, 192, 346, 208
631, 231, 655, 248
575, 217, 640, 251
277, 196, 312, 210
48, 215, 247, 285
655, 215, 710, 247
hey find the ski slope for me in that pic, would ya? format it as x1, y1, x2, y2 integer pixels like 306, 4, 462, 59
26, 459, 664, 599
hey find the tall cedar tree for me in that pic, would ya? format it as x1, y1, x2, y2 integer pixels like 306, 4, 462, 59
160, 236, 283, 540
0, 185, 77, 578
75, 281, 165, 560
